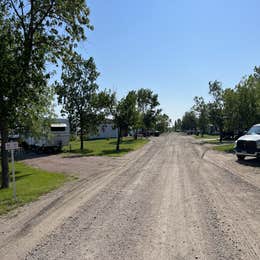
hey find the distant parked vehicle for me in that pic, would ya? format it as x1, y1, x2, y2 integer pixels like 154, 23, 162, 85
235, 124, 260, 160
186, 129, 196, 135
25, 119, 70, 152
222, 131, 235, 140
154, 131, 160, 137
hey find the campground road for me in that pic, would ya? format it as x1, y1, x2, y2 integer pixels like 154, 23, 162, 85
0, 134, 260, 259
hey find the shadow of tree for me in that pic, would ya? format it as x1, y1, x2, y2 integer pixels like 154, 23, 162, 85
9, 172, 33, 181
14, 152, 61, 161
63, 154, 85, 159
109, 139, 137, 145
65, 149, 94, 155
98, 148, 133, 156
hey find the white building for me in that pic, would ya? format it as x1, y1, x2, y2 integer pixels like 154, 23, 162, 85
88, 123, 118, 139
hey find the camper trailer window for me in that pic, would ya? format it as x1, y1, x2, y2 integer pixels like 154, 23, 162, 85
51, 126, 66, 131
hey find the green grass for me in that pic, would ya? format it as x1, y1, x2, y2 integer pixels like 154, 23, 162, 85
203, 139, 221, 144
213, 143, 235, 153
63, 137, 149, 157
194, 134, 219, 139
0, 162, 70, 215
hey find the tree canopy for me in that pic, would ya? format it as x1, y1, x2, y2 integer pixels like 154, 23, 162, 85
179, 66, 260, 140
0, 0, 93, 188
56, 56, 115, 150
113, 91, 139, 151
136, 88, 161, 134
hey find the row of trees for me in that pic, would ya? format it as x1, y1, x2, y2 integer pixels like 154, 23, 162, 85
113, 88, 170, 151
55, 56, 170, 152
0, 1, 170, 189
175, 67, 260, 141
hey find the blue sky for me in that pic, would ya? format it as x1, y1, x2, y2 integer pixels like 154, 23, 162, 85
74, 0, 260, 122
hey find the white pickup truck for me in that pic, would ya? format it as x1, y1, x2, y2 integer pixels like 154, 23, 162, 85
235, 124, 260, 160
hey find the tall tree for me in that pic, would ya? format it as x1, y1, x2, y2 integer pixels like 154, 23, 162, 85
0, 0, 92, 188
208, 80, 224, 142
113, 91, 139, 151
136, 88, 160, 135
174, 119, 182, 132
155, 113, 171, 133
222, 88, 239, 134
193, 96, 208, 136
235, 76, 258, 131
56, 56, 115, 150
181, 111, 197, 131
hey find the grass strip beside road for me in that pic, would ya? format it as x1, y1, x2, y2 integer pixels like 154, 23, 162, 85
193, 134, 219, 139
63, 137, 149, 157
213, 143, 235, 153
0, 162, 70, 215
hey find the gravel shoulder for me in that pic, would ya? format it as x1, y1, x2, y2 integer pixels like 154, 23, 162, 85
0, 134, 259, 260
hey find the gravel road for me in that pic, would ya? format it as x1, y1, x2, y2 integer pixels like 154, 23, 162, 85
0, 134, 260, 260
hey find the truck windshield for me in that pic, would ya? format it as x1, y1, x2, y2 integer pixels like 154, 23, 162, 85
247, 126, 260, 135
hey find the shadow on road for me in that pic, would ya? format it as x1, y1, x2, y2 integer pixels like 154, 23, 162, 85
237, 158, 260, 169
14, 151, 55, 162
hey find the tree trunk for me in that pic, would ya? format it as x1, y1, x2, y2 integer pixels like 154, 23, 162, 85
80, 127, 84, 151
219, 128, 223, 143
134, 131, 137, 140
1, 122, 9, 188
116, 127, 121, 152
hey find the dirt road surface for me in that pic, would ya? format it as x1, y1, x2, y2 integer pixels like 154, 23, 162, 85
0, 134, 259, 259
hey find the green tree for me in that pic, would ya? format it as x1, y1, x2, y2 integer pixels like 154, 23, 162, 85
56, 56, 115, 150
236, 76, 258, 131
222, 88, 239, 134
113, 91, 139, 151
192, 96, 208, 136
208, 80, 224, 141
136, 88, 160, 135
174, 119, 182, 132
221, 68, 260, 135
181, 111, 197, 132
0, 1, 92, 188
253, 67, 260, 121
155, 113, 171, 133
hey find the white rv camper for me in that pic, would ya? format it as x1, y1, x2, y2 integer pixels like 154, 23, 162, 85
25, 119, 70, 151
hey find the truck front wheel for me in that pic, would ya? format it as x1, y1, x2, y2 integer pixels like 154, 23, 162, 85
237, 155, 245, 160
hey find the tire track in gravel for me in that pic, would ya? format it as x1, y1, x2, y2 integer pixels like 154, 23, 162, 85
174, 137, 231, 260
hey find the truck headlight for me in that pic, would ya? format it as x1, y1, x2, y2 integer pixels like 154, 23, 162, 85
234, 141, 237, 148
